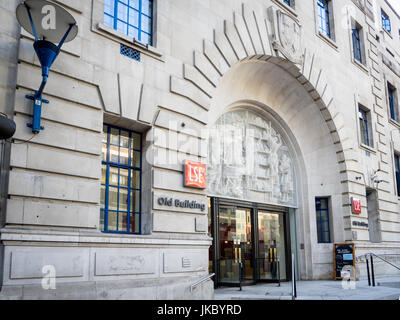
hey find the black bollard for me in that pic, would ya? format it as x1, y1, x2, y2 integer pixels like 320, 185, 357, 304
370, 255, 375, 287
366, 255, 371, 286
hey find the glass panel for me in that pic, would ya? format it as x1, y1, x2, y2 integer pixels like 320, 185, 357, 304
131, 170, 140, 188
100, 209, 105, 231
219, 259, 241, 284
104, 14, 114, 28
128, 9, 139, 27
120, 131, 130, 148
131, 150, 141, 167
219, 207, 253, 283
108, 187, 118, 210
109, 167, 119, 186
128, 26, 139, 38
101, 165, 107, 184
140, 32, 150, 45
119, 188, 129, 211
104, 0, 115, 15
108, 211, 118, 231
129, 0, 139, 10
100, 186, 106, 209
129, 213, 140, 233
130, 190, 140, 212
110, 145, 119, 163
117, 21, 127, 34
110, 128, 119, 145
119, 168, 129, 187
258, 212, 286, 281
118, 212, 128, 232
102, 143, 108, 161
132, 133, 141, 150
119, 146, 129, 165
141, 14, 151, 33
117, 3, 128, 21
142, 0, 152, 16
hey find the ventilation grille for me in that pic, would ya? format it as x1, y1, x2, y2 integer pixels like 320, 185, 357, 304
120, 44, 141, 61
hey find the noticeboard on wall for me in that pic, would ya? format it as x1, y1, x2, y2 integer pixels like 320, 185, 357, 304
333, 243, 356, 281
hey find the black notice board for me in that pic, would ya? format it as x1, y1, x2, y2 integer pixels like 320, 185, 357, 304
333, 243, 356, 280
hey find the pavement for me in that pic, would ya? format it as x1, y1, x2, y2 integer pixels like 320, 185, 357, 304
214, 276, 400, 300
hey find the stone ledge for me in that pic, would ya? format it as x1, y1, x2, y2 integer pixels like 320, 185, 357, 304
0, 228, 212, 246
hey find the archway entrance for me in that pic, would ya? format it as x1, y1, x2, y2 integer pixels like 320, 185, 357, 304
207, 109, 296, 286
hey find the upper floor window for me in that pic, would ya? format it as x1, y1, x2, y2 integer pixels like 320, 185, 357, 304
395, 153, 400, 197
388, 82, 399, 122
283, 0, 292, 6
104, 0, 153, 45
352, 25, 363, 64
358, 107, 373, 148
315, 197, 331, 243
101, 124, 142, 234
381, 9, 391, 33
317, 0, 331, 38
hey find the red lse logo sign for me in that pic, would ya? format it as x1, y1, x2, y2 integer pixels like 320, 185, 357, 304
184, 161, 206, 189
352, 198, 361, 214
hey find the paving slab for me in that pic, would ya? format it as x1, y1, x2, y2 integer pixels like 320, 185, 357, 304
214, 276, 400, 300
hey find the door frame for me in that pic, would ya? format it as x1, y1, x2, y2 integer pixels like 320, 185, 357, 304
210, 197, 293, 287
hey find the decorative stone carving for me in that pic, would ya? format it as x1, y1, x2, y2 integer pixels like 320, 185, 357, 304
207, 110, 296, 207
268, 6, 303, 65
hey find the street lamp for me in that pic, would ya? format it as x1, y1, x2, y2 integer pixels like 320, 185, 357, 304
16, 0, 78, 134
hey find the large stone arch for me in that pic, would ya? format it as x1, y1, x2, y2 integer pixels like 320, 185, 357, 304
152, 2, 357, 279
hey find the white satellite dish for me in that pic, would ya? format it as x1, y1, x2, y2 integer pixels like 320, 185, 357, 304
16, 0, 78, 43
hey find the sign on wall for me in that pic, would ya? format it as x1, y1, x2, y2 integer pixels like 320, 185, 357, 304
184, 160, 206, 189
351, 197, 362, 214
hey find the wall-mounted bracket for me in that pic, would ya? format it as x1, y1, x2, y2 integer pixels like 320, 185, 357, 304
25, 92, 49, 133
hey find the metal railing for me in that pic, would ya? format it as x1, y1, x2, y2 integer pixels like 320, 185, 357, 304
358, 253, 400, 287
190, 273, 215, 292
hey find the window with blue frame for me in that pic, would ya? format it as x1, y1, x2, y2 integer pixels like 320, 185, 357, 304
101, 124, 142, 234
395, 154, 400, 197
388, 82, 399, 122
104, 0, 153, 45
283, 0, 291, 6
381, 10, 391, 33
359, 107, 372, 147
317, 0, 331, 38
352, 27, 363, 64
315, 198, 331, 243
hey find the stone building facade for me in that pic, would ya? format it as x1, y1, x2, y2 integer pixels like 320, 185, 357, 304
0, 0, 399, 299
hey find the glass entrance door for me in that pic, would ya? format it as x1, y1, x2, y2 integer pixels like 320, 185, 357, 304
210, 198, 290, 287
257, 211, 287, 281
218, 206, 254, 284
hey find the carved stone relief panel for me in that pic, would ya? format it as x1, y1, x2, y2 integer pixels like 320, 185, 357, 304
207, 110, 297, 207
267, 6, 303, 65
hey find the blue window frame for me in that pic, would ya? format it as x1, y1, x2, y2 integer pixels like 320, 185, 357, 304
317, 0, 331, 38
283, 0, 291, 6
104, 0, 153, 45
382, 10, 391, 33
352, 27, 363, 64
101, 124, 142, 234
315, 198, 331, 243
395, 154, 400, 197
388, 83, 398, 122
359, 108, 371, 147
